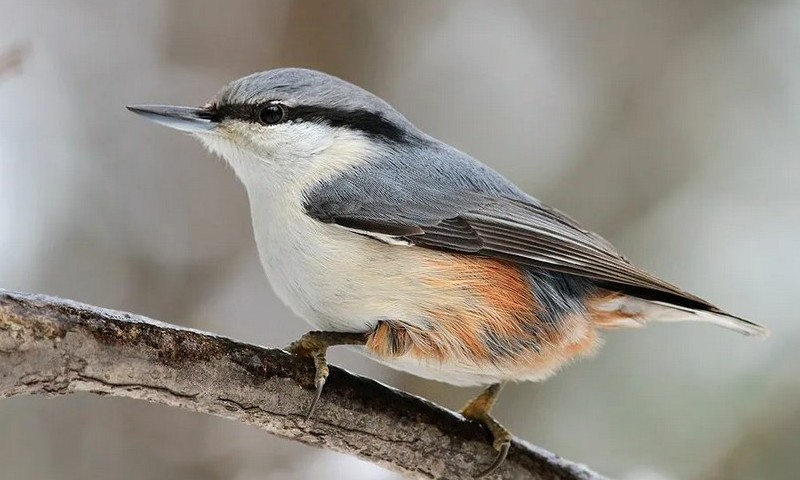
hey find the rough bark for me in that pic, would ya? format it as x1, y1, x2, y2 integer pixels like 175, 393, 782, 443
0, 289, 605, 480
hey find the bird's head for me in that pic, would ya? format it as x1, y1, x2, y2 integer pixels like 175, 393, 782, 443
128, 68, 415, 191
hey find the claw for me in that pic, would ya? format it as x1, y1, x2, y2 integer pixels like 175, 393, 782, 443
305, 375, 326, 421
475, 440, 510, 478
305, 351, 329, 421
286, 331, 366, 422
285, 336, 328, 420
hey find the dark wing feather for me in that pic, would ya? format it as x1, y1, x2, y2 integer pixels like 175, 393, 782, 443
308, 187, 720, 312
456, 200, 717, 309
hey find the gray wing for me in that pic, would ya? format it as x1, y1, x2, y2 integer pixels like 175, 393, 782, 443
302, 133, 729, 313
304, 173, 722, 312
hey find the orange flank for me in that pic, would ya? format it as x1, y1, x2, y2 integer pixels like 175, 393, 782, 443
365, 253, 603, 380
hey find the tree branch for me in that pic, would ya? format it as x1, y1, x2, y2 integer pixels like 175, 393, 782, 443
0, 289, 605, 480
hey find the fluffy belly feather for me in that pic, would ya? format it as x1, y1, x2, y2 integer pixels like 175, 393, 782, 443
250, 204, 600, 385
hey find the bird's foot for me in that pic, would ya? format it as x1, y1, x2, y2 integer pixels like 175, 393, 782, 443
461, 383, 512, 478
285, 331, 367, 421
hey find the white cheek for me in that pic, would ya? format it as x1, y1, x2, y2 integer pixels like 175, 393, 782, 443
257, 121, 337, 158
220, 120, 334, 157
196, 120, 377, 193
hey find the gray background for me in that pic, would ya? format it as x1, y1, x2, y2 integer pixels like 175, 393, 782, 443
1, 1, 798, 479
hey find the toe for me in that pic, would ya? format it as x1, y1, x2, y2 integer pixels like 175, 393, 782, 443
286, 340, 312, 356
475, 440, 510, 478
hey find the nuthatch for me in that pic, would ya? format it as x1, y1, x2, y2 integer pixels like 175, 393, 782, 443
128, 68, 769, 477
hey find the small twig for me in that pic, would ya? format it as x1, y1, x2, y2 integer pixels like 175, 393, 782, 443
0, 289, 605, 479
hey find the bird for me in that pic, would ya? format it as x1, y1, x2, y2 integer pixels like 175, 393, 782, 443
128, 68, 769, 477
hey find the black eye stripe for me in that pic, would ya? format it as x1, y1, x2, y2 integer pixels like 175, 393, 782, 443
205, 103, 262, 122
208, 103, 406, 142
287, 106, 405, 142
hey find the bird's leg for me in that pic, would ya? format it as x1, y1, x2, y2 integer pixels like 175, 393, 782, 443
461, 383, 512, 477
285, 331, 368, 421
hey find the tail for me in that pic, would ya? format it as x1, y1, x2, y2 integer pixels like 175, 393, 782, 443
590, 294, 770, 338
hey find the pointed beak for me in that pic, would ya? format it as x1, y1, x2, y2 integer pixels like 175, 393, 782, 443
126, 105, 217, 133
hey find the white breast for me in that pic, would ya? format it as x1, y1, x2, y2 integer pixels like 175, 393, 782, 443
205, 126, 429, 332
248, 186, 368, 331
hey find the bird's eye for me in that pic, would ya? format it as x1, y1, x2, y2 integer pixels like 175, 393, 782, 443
258, 104, 287, 125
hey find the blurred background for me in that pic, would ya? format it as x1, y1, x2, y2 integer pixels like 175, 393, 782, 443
1, 1, 799, 479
